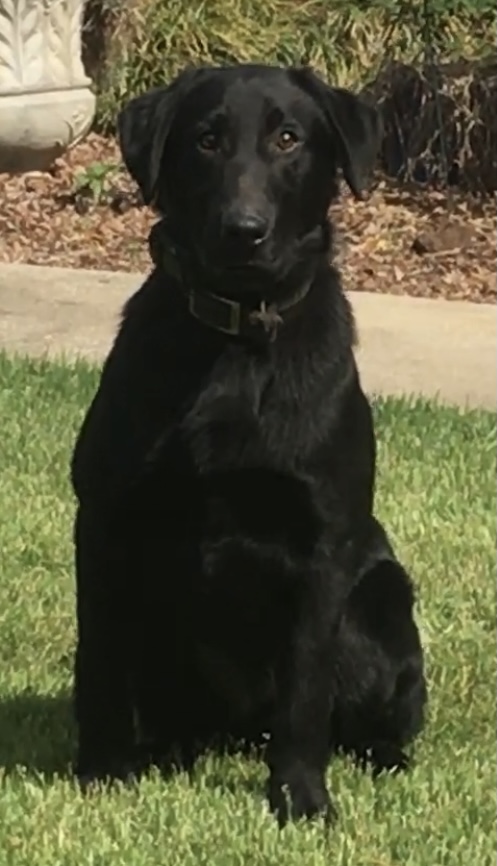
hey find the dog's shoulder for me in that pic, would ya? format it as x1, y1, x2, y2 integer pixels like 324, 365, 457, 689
71, 269, 189, 501
117, 268, 184, 351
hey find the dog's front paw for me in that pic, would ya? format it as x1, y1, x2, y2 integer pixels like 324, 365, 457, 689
267, 763, 335, 828
370, 743, 410, 777
356, 742, 410, 778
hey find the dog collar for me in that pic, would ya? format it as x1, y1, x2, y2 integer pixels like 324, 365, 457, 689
149, 220, 311, 342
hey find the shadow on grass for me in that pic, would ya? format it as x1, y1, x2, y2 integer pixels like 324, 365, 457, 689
0, 690, 265, 798
0, 690, 74, 779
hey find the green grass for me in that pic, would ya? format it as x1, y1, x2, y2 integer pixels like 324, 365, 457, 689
0, 351, 495, 865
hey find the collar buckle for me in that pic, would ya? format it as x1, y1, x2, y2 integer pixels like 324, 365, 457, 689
188, 292, 241, 336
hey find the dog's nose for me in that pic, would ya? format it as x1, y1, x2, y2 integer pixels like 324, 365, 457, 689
223, 211, 269, 246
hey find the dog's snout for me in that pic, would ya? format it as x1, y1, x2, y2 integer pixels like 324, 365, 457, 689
223, 210, 269, 246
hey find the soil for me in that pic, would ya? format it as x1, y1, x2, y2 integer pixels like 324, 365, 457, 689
1, 133, 495, 304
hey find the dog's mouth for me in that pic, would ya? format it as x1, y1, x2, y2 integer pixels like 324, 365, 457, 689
198, 244, 278, 281
218, 259, 266, 274
198, 220, 327, 276
154, 215, 329, 300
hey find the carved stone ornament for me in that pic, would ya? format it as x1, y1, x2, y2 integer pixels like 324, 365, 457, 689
0, 0, 96, 172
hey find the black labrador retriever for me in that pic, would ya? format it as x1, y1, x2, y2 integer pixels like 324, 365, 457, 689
71, 64, 427, 827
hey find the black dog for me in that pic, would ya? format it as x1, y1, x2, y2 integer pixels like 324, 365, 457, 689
71, 64, 427, 827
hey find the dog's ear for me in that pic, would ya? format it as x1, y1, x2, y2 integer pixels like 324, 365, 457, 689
117, 68, 205, 207
292, 67, 382, 199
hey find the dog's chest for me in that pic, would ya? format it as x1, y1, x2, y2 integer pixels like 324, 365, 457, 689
178, 350, 305, 475
146, 348, 323, 575
177, 382, 321, 573
181, 371, 267, 473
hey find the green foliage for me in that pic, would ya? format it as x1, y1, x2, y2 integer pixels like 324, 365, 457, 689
74, 161, 119, 204
88, 0, 495, 133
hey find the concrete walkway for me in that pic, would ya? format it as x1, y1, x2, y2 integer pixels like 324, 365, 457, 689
0, 262, 495, 409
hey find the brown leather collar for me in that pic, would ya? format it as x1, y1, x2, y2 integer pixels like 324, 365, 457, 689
149, 220, 311, 342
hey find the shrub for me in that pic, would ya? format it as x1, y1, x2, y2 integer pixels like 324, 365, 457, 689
83, 0, 495, 134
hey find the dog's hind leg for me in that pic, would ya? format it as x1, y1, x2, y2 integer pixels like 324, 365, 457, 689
330, 547, 427, 777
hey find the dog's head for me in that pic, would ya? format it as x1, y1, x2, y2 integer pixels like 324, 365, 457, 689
118, 64, 380, 295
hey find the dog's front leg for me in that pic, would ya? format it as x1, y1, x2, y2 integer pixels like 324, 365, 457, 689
266, 571, 339, 828
73, 505, 136, 785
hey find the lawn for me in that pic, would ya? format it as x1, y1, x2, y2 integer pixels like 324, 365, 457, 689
0, 351, 495, 866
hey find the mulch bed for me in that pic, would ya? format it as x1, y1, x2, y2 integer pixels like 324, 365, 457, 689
1, 133, 495, 304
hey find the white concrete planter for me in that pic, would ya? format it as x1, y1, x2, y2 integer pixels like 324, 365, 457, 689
0, 0, 96, 173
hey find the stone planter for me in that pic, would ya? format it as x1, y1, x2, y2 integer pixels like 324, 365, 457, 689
0, 0, 96, 173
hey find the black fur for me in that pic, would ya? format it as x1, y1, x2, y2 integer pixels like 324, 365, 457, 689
71, 64, 426, 827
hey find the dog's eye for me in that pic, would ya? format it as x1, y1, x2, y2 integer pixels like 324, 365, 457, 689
275, 130, 299, 152
197, 131, 219, 153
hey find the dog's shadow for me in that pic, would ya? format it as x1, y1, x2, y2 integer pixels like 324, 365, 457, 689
0, 691, 264, 797
0, 690, 75, 779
